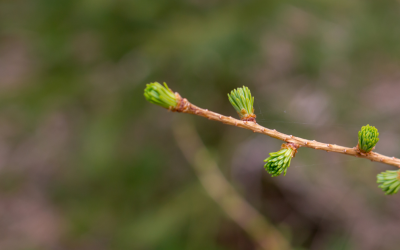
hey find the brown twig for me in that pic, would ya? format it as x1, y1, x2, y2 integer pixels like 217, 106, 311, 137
173, 93, 400, 168
173, 119, 291, 250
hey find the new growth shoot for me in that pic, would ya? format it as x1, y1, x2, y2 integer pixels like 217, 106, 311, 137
144, 82, 177, 109
228, 86, 256, 122
377, 170, 400, 195
358, 124, 379, 154
264, 143, 298, 177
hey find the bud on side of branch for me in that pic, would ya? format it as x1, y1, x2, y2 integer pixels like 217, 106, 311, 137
358, 124, 379, 153
264, 143, 298, 177
227, 86, 256, 122
377, 170, 400, 195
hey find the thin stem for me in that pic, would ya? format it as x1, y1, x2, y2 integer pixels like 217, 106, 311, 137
173, 93, 400, 168
173, 119, 291, 250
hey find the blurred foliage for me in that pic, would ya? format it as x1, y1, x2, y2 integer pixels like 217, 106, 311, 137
1, 0, 400, 249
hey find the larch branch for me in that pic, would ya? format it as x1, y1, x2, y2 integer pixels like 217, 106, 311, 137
173, 93, 400, 168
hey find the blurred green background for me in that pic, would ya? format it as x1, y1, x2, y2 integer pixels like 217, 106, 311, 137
1, 0, 400, 249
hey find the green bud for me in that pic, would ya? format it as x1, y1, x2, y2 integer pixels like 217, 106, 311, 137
377, 170, 400, 195
264, 144, 297, 177
227, 86, 256, 122
358, 124, 379, 153
144, 82, 178, 109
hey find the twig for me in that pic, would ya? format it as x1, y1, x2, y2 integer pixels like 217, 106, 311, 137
173, 93, 400, 168
173, 119, 291, 250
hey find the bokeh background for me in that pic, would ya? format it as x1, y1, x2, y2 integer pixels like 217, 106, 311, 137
1, 0, 400, 249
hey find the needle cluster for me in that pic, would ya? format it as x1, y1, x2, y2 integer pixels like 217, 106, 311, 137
358, 124, 379, 153
144, 82, 177, 109
377, 170, 400, 195
227, 86, 256, 122
264, 144, 297, 177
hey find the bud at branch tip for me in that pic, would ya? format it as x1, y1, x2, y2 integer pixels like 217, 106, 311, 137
144, 82, 178, 109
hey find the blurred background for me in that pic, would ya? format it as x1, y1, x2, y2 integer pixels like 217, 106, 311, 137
1, 0, 400, 249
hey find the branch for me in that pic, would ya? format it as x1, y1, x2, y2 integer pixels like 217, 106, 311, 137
173, 92, 400, 168
144, 82, 400, 195
173, 119, 291, 250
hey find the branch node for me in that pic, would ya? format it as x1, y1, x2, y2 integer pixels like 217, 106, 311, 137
285, 143, 299, 156
355, 143, 372, 156
172, 92, 190, 113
